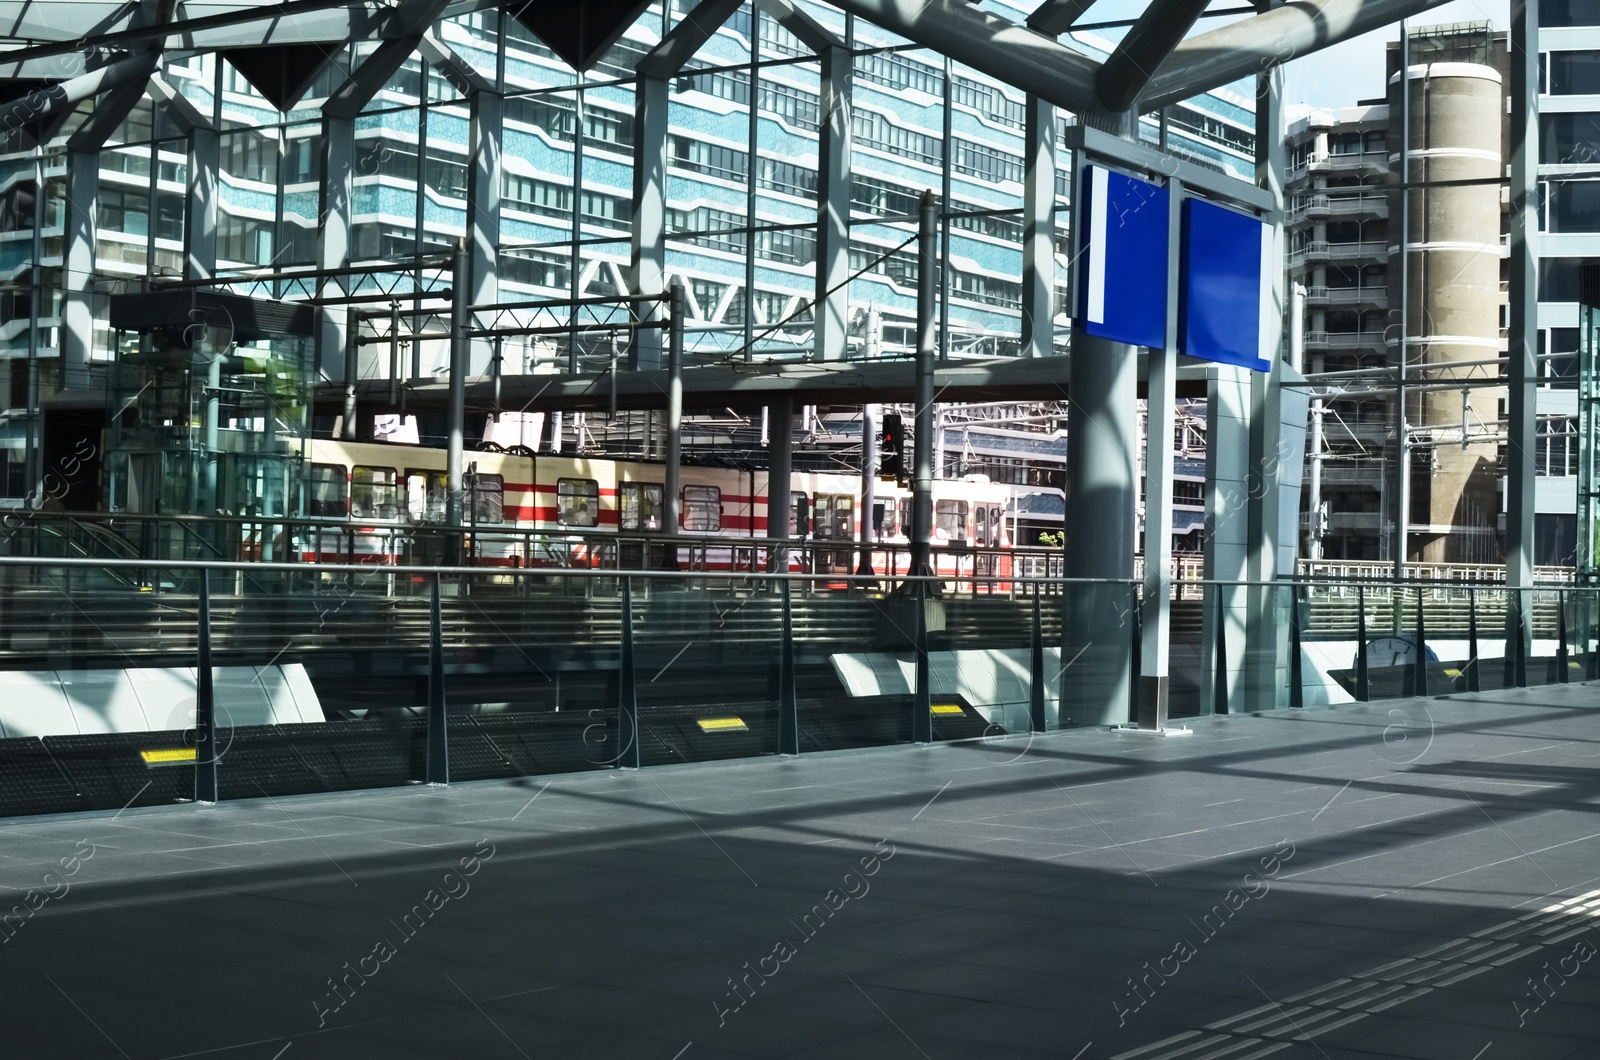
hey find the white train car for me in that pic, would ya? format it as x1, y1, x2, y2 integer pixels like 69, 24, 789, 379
299, 439, 1019, 582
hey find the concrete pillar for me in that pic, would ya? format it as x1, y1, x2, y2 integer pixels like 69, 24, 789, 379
1064, 332, 1137, 725
1021, 96, 1056, 359
1201, 366, 1252, 713
815, 46, 851, 361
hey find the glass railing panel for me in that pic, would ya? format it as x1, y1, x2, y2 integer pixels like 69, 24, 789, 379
439, 572, 624, 781
788, 575, 917, 750
630, 573, 781, 766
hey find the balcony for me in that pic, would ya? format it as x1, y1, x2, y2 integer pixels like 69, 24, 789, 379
1304, 285, 1387, 308
1289, 240, 1388, 266
1303, 330, 1387, 351
1309, 150, 1389, 176
1287, 193, 1389, 224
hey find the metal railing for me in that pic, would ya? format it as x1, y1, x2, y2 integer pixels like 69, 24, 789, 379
0, 552, 1592, 818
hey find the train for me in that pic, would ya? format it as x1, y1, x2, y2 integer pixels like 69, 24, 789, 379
296, 437, 1018, 576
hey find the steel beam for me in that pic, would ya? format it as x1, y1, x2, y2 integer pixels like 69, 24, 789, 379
815, 45, 852, 361
755, 0, 843, 51
1096, 0, 1212, 112
1140, 0, 1457, 112
0, 53, 157, 129
822, 0, 1100, 115
1027, 0, 1099, 36
637, 0, 748, 79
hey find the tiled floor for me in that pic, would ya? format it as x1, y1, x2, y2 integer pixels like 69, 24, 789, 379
1, 687, 1598, 1059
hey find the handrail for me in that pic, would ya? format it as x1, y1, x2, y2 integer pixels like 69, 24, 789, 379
0, 553, 1590, 592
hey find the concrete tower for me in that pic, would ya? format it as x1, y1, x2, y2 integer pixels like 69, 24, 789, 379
1391, 61, 1505, 563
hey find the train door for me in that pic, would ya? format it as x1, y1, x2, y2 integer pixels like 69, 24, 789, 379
618, 480, 662, 568
406, 468, 449, 565
812, 493, 854, 574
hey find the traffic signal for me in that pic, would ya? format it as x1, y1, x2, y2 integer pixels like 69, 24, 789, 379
880, 412, 905, 479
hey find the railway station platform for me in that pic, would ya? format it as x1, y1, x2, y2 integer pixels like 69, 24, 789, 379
1, 685, 1597, 1059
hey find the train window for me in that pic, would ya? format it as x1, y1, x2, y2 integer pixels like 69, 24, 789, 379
899, 498, 910, 536
991, 507, 1005, 543
470, 473, 504, 525
558, 478, 599, 527
683, 485, 721, 531
620, 482, 663, 531
351, 466, 400, 520
935, 499, 967, 539
975, 505, 989, 545
308, 463, 347, 518
407, 469, 448, 524
788, 491, 807, 535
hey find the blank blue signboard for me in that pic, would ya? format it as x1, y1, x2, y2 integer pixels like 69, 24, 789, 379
1075, 165, 1168, 349
1181, 198, 1270, 371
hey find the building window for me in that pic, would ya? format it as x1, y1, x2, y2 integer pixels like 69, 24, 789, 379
1540, 112, 1600, 164
557, 478, 599, 527
1542, 0, 1600, 28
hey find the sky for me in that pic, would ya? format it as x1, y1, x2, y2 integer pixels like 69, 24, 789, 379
1280, 0, 1513, 109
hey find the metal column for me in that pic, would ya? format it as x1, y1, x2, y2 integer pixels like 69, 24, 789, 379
1138, 180, 1182, 730
815, 45, 852, 361
427, 572, 448, 785
768, 396, 794, 571
466, 87, 503, 376
858, 404, 877, 576
1506, 0, 1539, 668
195, 570, 218, 804
663, 282, 685, 555
630, 76, 668, 370
910, 191, 938, 577
316, 115, 355, 383
446, 239, 469, 540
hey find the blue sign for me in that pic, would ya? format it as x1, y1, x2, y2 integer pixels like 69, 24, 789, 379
1181, 198, 1270, 371
1075, 165, 1168, 349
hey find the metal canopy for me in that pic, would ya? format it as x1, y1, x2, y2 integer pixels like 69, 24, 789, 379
331, 354, 1215, 415
219, 43, 343, 111
504, 0, 658, 72
0, 0, 1460, 116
